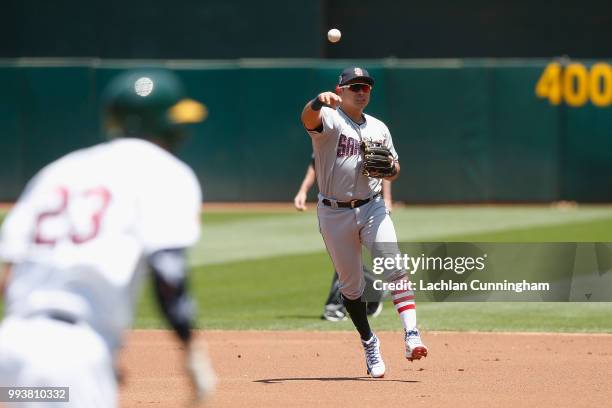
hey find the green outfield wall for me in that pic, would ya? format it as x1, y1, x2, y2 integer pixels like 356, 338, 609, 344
0, 59, 611, 203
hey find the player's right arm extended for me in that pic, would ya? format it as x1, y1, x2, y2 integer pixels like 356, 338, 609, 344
301, 92, 342, 131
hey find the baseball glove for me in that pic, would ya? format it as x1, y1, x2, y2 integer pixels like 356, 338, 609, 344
361, 140, 396, 178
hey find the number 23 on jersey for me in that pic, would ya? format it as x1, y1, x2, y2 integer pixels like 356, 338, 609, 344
34, 186, 112, 246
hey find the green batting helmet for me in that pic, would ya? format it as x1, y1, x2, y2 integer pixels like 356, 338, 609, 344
102, 69, 207, 149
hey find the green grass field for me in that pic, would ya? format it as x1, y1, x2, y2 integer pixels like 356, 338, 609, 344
2, 205, 612, 333
134, 205, 612, 333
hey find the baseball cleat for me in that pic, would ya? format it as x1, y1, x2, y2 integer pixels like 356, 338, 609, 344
321, 304, 348, 322
366, 301, 383, 318
362, 333, 386, 378
405, 329, 428, 361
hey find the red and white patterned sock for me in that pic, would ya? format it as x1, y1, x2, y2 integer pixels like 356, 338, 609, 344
391, 277, 417, 331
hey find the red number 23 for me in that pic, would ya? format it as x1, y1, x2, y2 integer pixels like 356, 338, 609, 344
34, 186, 112, 245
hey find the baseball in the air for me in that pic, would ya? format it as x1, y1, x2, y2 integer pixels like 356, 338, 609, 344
327, 28, 341, 43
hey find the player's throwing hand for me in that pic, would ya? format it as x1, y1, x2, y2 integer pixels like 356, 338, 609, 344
315, 91, 342, 110
302, 92, 343, 130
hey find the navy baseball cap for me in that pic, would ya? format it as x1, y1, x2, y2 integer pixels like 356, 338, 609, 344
338, 67, 375, 86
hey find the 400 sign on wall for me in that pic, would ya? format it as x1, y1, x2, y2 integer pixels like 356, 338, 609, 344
536, 61, 612, 107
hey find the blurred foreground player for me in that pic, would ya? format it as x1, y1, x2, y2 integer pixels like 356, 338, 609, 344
0, 70, 215, 407
294, 157, 390, 321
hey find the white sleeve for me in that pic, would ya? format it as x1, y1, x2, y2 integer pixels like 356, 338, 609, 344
0, 201, 35, 263
137, 167, 202, 254
307, 107, 341, 139
0, 173, 44, 263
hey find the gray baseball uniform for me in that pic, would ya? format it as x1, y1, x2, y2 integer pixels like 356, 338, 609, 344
308, 107, 404, 300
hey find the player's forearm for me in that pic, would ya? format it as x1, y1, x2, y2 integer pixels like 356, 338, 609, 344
148, 249, 196, 344
301, 102, 323, 131
299, 165, 316, 192
384, 162, 400, 182
153, 277, 195, 344
296, 186, 310, 198
382, 179, 393, 209
149, 252, 217, 401
302, 92, 343, 131
382, 179, 392, 200
295, 181, 312, 199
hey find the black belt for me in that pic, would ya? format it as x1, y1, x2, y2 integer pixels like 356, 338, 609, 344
36, 311, 78, 325
322, 194, 379, 209
49, 313, 77, 325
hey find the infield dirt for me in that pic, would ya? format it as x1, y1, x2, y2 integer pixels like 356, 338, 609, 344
119, 330, 612, 407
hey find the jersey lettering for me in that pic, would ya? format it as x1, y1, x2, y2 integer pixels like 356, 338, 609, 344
71, 187, 112, 244
34, 186, 69, 245
337, 134, 347, 156
347, 137, 355, 156
337, 134, 361, 157
34, 186, 112, 246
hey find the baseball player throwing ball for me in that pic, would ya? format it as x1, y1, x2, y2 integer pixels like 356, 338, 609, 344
301, 67, 428, 378
0, 69, 215, 406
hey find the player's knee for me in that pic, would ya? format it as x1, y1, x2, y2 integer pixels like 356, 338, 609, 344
340, 286, 365, 301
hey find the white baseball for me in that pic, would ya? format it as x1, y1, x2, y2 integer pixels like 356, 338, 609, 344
327, 28, 341, 43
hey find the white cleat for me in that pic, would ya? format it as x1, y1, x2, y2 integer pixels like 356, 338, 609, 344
362, 333, 386, 378
405, 329, 428, 362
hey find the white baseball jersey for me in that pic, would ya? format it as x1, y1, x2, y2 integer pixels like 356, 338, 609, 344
308, 107, 398, 202
0, 138, 201, 354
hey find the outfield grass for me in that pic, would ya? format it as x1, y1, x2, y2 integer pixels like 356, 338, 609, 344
444, 216, 612, 241
136, 251, 612, 333
2, 206, 612, 332
134, 206, 612, 333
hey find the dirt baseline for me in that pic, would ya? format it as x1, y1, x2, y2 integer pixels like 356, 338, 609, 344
119, 330, 612, 408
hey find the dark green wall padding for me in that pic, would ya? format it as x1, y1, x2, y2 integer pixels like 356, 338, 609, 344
4, 1, 612, 59
0, 59, 610, 203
